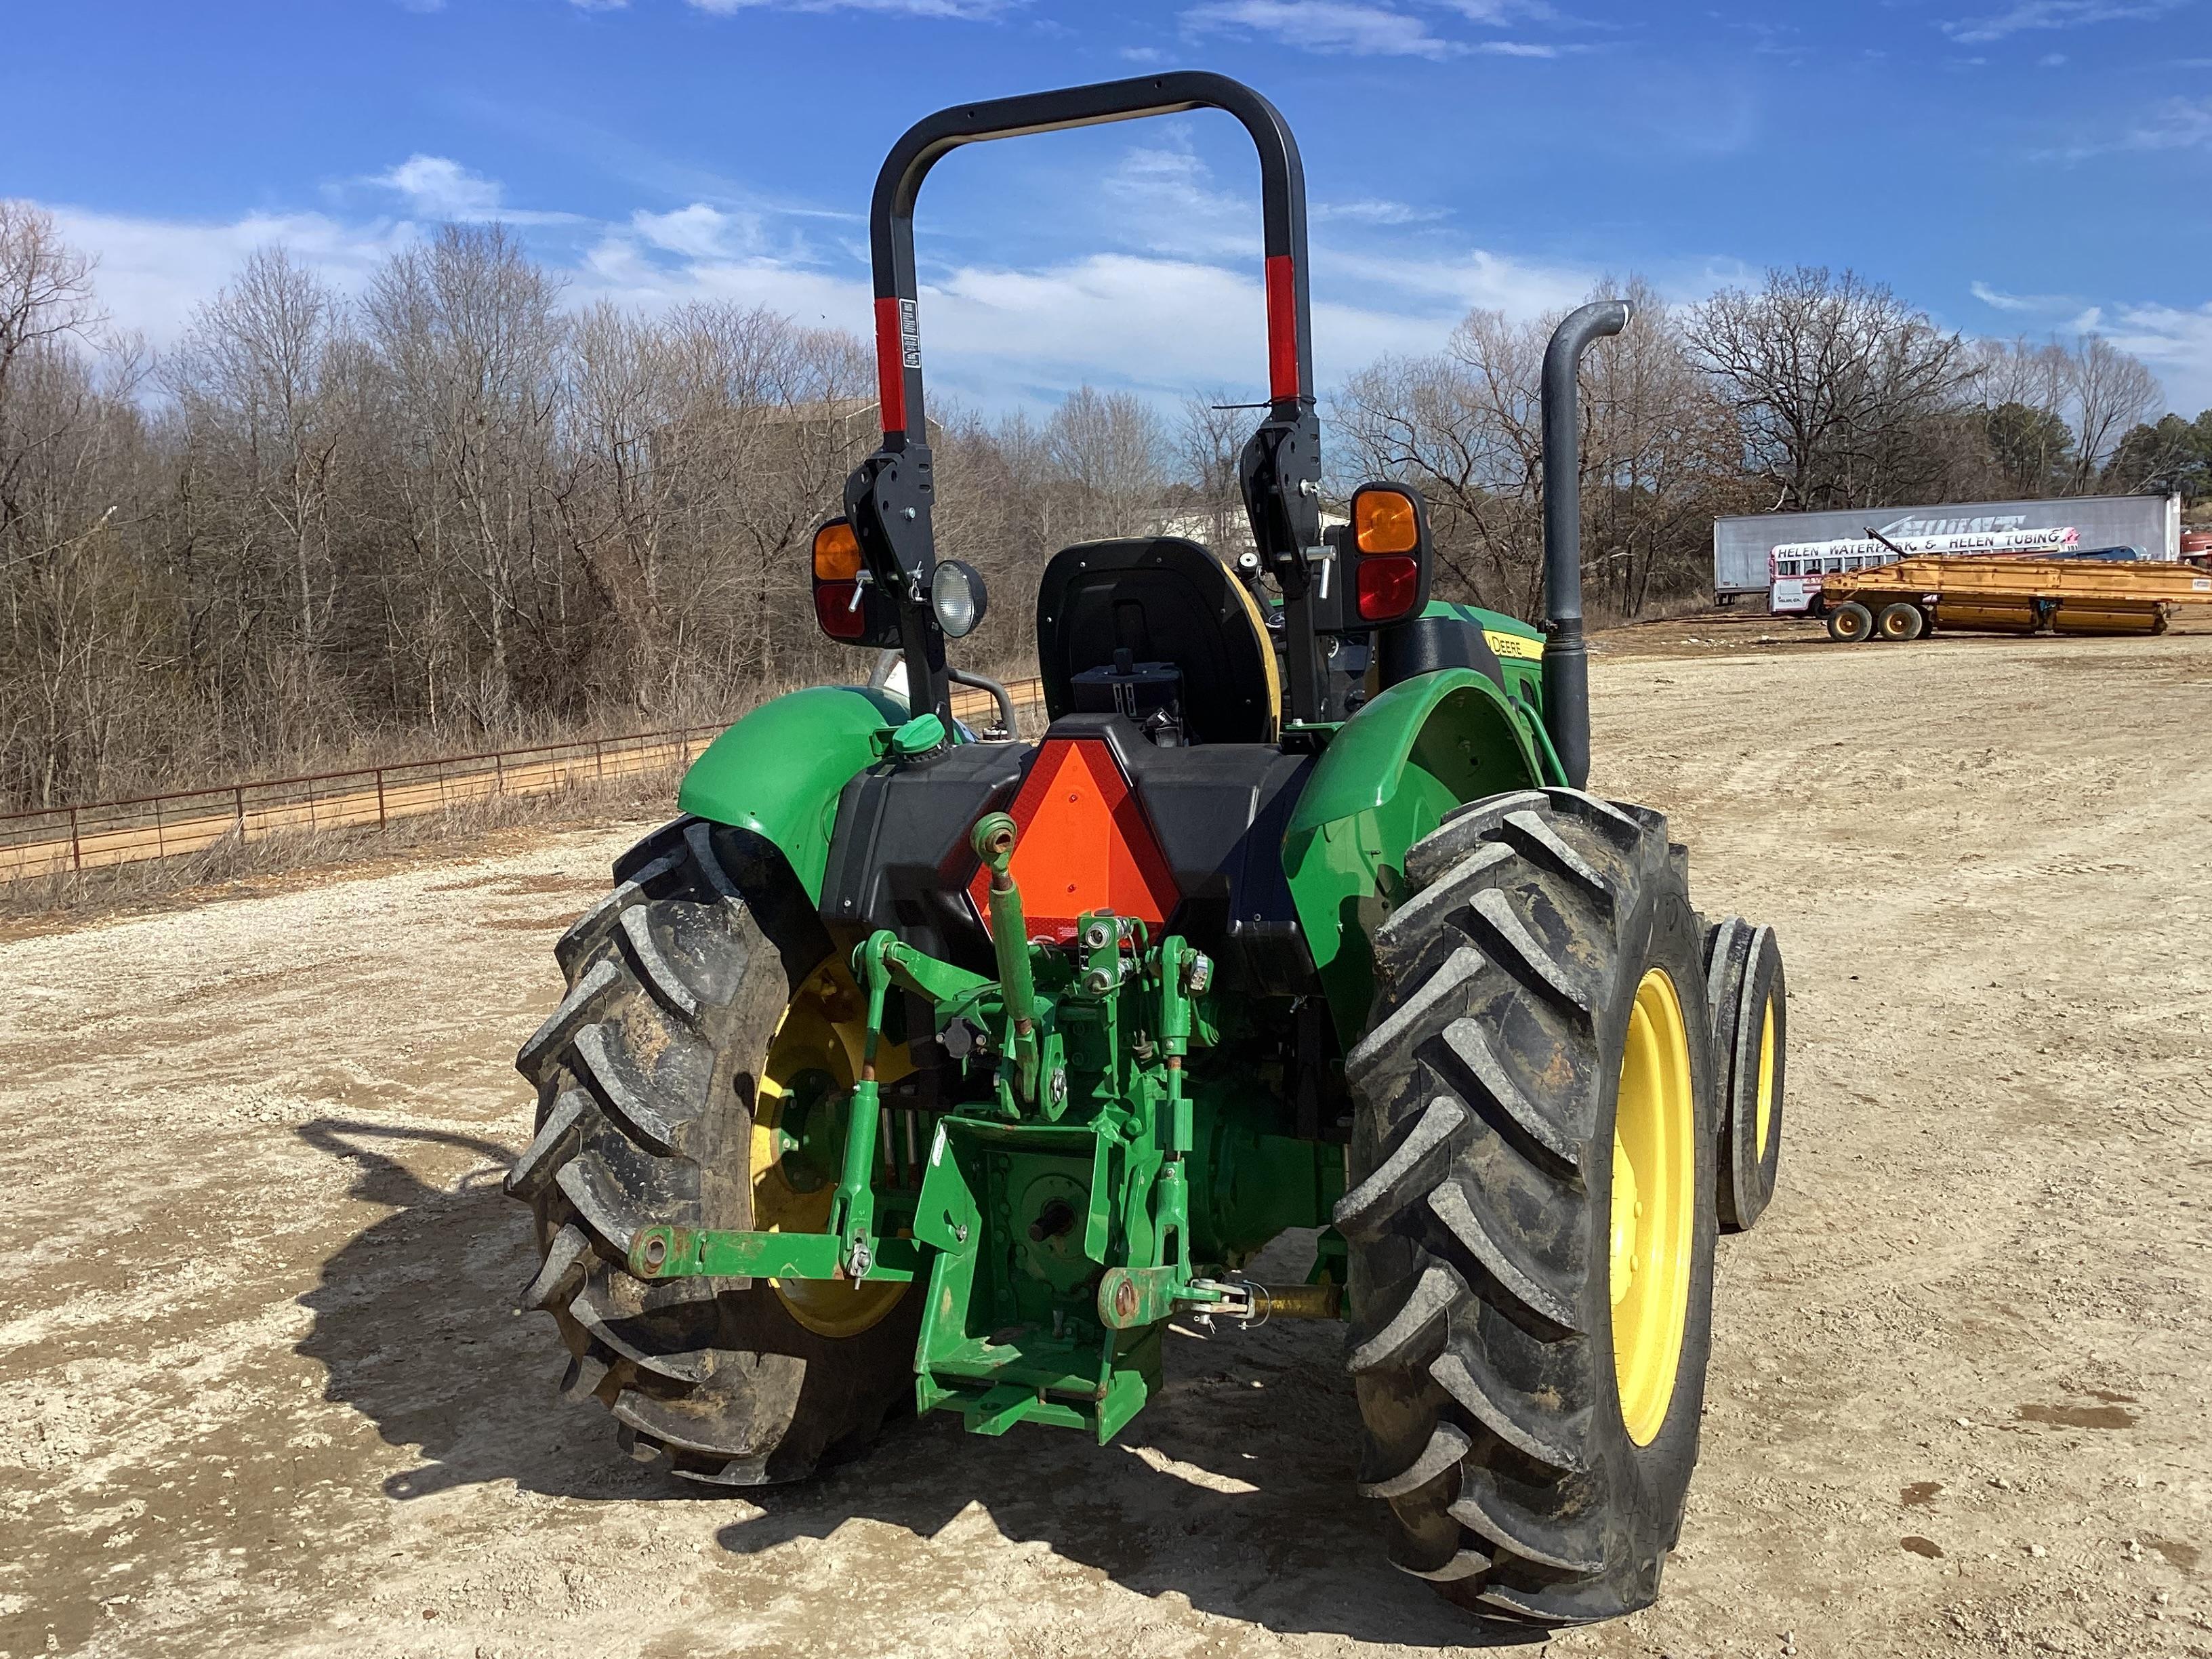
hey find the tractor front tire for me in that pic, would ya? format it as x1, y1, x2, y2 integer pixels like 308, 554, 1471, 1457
506, 817, 920, 1484
1337, 788, 1718, 1624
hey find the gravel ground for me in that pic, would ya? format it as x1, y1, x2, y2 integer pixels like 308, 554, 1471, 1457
2, 621, 2207, 1659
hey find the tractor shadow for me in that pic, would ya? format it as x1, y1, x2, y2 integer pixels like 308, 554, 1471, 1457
293, 1116, 684, 1506
293, 1132, 1532, 1645
712, 1235, 1539, 1649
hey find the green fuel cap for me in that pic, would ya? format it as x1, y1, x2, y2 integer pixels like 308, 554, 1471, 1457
889, 712, 948, 759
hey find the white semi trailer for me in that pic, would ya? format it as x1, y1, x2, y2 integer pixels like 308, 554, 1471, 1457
1712, 493, 2180, 607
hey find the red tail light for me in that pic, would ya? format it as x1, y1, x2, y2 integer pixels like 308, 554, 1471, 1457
1356, 554, 1420, 622
966, 737, 1179, 943
814, 581, 865, 640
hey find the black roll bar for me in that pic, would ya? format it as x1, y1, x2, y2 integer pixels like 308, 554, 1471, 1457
1540, 300, 1630, 790
866, 71, 1314, 445
846, 72, 1330, 727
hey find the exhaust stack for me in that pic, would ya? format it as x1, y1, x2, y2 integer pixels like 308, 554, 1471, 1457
1540, 300, 1629, 790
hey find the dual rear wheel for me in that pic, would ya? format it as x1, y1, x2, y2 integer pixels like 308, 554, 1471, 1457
1826, 600, 1927, 642
1338, 787, 1786, 1623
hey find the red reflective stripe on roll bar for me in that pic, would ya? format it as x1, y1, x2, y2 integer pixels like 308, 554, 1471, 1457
874, 295, 907, 433
1265, 254, 1299, 401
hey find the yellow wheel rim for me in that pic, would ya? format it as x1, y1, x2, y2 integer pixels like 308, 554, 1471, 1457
1610, 968, 1696, 1446
1754, 994, 1776, 1159
750, 958, 910, 1339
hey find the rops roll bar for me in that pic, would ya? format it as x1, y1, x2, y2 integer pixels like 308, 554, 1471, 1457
842, 73, 1328, 725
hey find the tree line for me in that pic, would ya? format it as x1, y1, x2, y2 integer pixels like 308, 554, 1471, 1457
1, 200, 2196, 813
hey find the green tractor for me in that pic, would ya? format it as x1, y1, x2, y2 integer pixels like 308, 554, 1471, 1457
508, 72, 1788, 1625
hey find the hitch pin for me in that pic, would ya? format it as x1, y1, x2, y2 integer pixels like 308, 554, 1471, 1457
1305, 546, 1332, 600
846, 569, 874, 613
1184, 1277, 1264, 1330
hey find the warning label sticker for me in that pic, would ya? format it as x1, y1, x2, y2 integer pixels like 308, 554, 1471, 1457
900, 300, 920, 369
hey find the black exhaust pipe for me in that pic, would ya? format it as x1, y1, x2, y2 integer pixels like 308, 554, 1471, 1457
1540, 299, 1629, 790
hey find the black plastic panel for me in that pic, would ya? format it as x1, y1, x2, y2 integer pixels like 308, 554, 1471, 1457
817, 718, 1317, 996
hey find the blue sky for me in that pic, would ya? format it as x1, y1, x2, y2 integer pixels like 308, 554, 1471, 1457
5, 0, 2209, 415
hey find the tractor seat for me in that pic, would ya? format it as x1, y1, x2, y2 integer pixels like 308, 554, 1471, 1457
1034, 537, 1280, 746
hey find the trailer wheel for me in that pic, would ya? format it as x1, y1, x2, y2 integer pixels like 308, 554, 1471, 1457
1826, 602, 1873, 643
1338, 788, 1717, 1624
1875, 603, 1924, 642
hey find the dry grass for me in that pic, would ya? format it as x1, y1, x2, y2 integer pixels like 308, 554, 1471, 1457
0, 764, 680, 936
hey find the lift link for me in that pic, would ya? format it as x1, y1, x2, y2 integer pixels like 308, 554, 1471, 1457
828, 933, 899, 1279
972, 812, 1041, 1102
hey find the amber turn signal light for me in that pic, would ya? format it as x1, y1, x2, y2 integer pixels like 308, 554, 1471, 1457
813, 519, 863, 582
1353, 487, 1420, 555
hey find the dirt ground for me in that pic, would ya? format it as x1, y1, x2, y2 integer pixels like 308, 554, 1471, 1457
3, 621, 2207, 1659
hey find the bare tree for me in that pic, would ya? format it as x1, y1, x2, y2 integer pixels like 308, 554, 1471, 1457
1045, 386, 1166, 541
1579, 276, 1748, 617
1, 203, 2192, 821
363, 224, 567, 732
1687, 266, 1974, 512
2065, 335, 2160, 494
1178, 390, 1249, 554
167, 248, 352, 741
0, 203, 157, 806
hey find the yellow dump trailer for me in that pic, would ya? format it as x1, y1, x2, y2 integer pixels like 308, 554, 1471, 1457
1818, 556, 2212, 643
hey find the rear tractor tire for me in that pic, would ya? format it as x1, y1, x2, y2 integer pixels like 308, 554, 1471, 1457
1337, 787, 1718, 1624
1701, 918, 1787, 1232
1826, 601, 1874, 643
1875, 602, 1925, 642
506, 816, 920, 1484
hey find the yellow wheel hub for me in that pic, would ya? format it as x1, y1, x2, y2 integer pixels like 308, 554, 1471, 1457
1754, 994, 1776, 1159
750, 958, 910, 1339
1610, 968, 1696, 1446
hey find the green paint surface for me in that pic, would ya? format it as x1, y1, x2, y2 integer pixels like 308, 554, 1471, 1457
1283, 667, 1547, 1042
1422, 600, 1547, 708
675, 684, 905, 900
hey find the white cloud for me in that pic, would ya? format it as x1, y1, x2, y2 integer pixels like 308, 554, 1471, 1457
14, 131, 1663, 420
1183, 1, 1461, 59
1120, 46, 1169, 62
371, 155, 500, 218
1101, 145, 1263, 261
2099, 300, 2212, 413
1319, 243, 1589, 318
365, 155, 583, 225
1314, 198, 1450, 225
1941, 0, 2181, 43
2040, 95, 2212, 157
2038, 50, 2068, 64
1971, 279, 2078, 312
630, 203, 761, 260
2121, 96, 2212, 150
39, 207, 417, 344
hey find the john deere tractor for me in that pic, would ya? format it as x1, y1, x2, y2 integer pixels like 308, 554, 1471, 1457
508, 72, 1788, 1624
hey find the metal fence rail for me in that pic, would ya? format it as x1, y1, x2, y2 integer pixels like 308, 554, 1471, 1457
1, 676, 1044, 883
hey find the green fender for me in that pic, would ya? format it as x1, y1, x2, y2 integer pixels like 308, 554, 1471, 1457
676, 685, 907, 901
1282, 668, 1557, 1045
